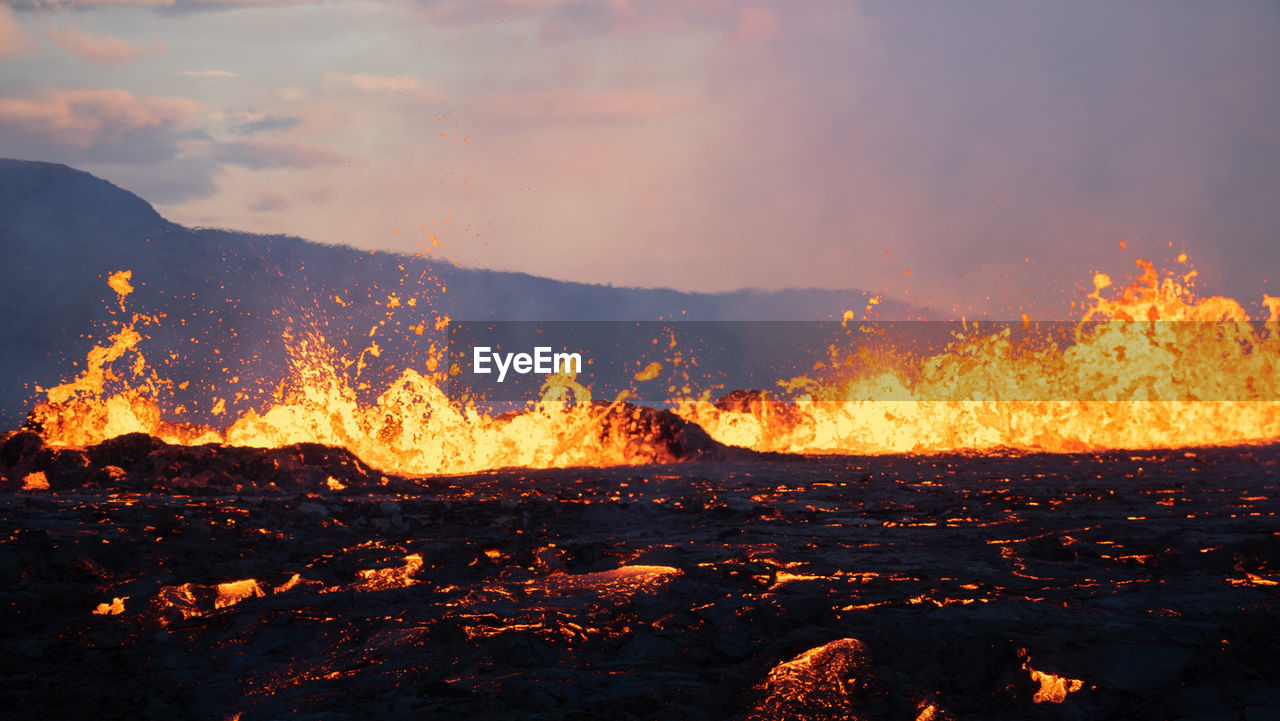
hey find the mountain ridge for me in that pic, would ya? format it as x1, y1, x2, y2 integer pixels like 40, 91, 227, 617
0, 158, 929, 427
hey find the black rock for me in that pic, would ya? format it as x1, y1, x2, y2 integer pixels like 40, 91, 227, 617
1, 430, 43, 467
88, 432, 166, 469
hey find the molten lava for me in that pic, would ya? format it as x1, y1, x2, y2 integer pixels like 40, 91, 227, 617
21, 470, 49, 491
679, 259, 1280, 454
215, 579, 265, 609
355, 553, 424, 591
26, 279, 695, 473
1020, 651, 1087, 703
748, 638, 869, 720
24, 257, 1280, 473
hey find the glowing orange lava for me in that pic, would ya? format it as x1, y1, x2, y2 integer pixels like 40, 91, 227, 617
678, 259, 1280, 454
21, 471, 49, 491
215, 579, 265, 609
355, 553, 423, 591
1020, 651, 1087, 703
24, 257, 1280, 473
92, 597, 127, 615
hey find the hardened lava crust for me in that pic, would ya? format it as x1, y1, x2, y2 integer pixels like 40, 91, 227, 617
2, 432, 1279, 720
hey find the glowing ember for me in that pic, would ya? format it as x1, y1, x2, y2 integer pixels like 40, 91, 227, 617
154, 579, 267, 624
154, 583, 203, 623
92, 597, 127, 615
106, 269, 133, 299
274, 574, 304, 594
215, 579, 265, 609
634, 361, 662, 381
529, 564, 680, 598
749, 638, 868, 720
21, 471, 48, 490
1020, 651, 1086, 703
1229, 572, 1280, 587
355, 553, 423, 591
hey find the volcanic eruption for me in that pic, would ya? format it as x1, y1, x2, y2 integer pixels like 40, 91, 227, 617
24, 256, 1280, 471
3, 257, 1278, 720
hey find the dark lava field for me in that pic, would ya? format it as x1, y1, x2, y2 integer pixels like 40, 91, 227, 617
2, 431, 1279, 720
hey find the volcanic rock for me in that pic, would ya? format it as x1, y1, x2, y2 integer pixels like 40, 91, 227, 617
43, 448, 91, 489
1, 444, 1278, 720
88, 431, 166, 468
0, 429, 42, 467
714, 389, 779, 412
3, 434, 385, 492
747, 638, 870, 721
593, 401, 745, 462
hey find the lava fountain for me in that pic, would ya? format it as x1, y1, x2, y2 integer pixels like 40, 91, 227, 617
678, 258, 1280, 454
25, 258, 1280, 473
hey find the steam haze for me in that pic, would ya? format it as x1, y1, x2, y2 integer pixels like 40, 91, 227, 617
2, 0, 1278, 315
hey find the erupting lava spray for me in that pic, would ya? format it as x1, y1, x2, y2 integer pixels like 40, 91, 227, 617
679, 259, 1280, 454
26, 258, 1280, 473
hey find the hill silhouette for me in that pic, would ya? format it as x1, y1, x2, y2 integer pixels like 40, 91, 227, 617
0, 159, 926, 428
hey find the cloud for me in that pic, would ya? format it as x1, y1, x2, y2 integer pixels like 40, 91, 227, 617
0, 86, 198, 163
7, 0, 176, 7
87, 153, 221, 203
213, 138, 343, 169
480, 90, 702, 124
730, 6, 778, 43
8, 0, 314, 8
248, 191, 288, 212
187, 0, 313, 5
231, 114, 300, 135
278, 85, 307, 102
179, 69, 238, 77
207, 110, 300, 134
47, 26, 167, 65
0, 6, 37, 62
426, 0, 572, 26
322, 72, 441, 101
5, 0, 320, 10
425, 0, 763, 40
8, 0, 1273, 315
0, 85, 219, 203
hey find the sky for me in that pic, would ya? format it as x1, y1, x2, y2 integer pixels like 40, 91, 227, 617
2, 0, 1279, 316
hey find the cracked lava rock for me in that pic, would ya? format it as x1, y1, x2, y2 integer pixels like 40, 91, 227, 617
2, 431, 1279, 720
